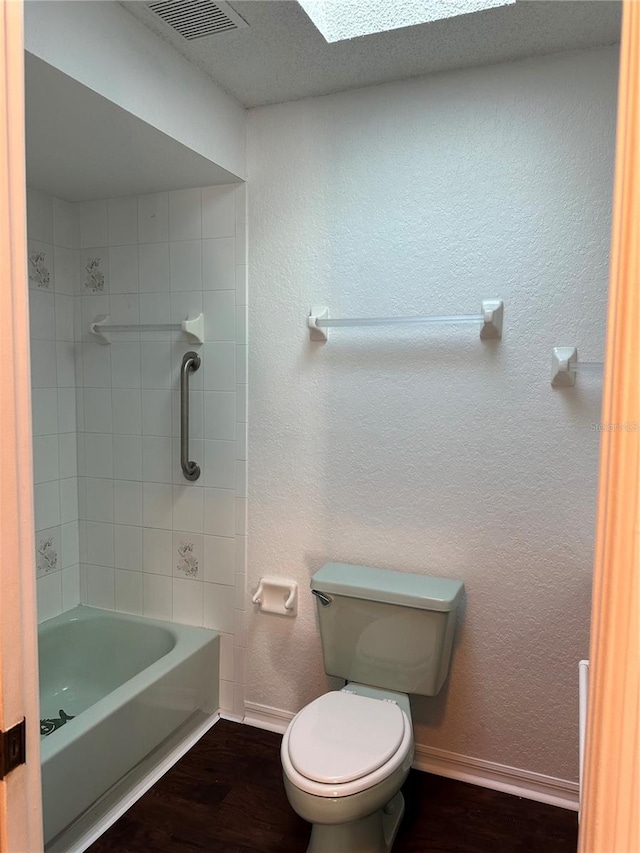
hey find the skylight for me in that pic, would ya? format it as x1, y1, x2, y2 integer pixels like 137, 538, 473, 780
298, 0, 515, 43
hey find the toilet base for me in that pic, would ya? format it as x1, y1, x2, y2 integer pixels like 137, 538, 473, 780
306, 791, 405, 853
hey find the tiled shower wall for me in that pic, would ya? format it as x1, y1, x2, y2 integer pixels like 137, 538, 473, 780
28, 189, 81, 622
27, 184, 248, 718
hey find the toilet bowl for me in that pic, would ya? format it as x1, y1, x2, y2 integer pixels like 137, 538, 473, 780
281, 687, 414, 853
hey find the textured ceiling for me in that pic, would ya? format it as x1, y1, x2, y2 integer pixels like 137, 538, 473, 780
121, 0, 621, 108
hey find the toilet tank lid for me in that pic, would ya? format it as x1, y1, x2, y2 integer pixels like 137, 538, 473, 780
311, 563, 464, 612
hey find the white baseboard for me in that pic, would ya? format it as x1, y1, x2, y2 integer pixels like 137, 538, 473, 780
243, 701, 579, 812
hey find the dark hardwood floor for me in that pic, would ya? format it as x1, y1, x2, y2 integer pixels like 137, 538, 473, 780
89, 720, 578, 853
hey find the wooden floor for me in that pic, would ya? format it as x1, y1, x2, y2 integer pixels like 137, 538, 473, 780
89, 720, 578, 853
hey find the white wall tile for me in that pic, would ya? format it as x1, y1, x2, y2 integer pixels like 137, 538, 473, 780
53, 246, 77, 295
30, 290, 55, 340
109, 245, 139, 293
233, 683, 245, 718
235, 307, 247, 345
57, 387, 77, 434
115, 525, 143, 571
235, 533, 246, 574
170, 241, 202, 292
59, 477, 79, 524
172, 531, 203, 581
27, 188, 53, 244
203, 582, 234, 633
235, 460, 247, 498
202, 237, 236, 291
113, 434, 142, 481
204, 535, 235, 586
203, 342, 235, 391
141, 342, 171, 389
114, 480, 143, 526
61, 521, 80, 569
84, 477, 113, 522
33, 434, 60, 484
32, 388, 59, 436
61, 565, 81, 610
84, 433, 113, 478
143, 573, 172, 620
110, 293, 140, 324
142, 435, 173, 483
82, 342, 111, 388
235, 265, 247, 306
58, 433, 78, 479
219, 632, 234, 681
236, 422, 247, 460
86, 521, 114, 567
143, 527, 173, 575
219, 679, 234, 713
115, 569, 143, 614
141, 389, 172, 436
34, 481, 60, 531
37, 572, 62, 623
234, 610, 246, 647
143, 482, 173, 529
112, 388, 142, 434
234, 573, 246, 611
35, 526, 60, 577
55, 294, 75, 341
236, 345, 247, 385
170, 290, 202, 327
169, 188, 202, 242
81, 249, 109, 294
202, 185, 236, 239
203, 488, 235, 537
203, 440, 236, 489
56, 341, 76, 388
31, 339, 57, 388
172, 485, 204, 534
84, 388, 113, 433
78, 200, 108, 248
173, 578, 203, 626
139, 292, 171, 328
86, 565, 115, 609
139, 242, 170, 292
138, 193, 169, 244
108, 197, 138, 246
203, 290, 236, 341
235, 497, 247, 536
111, 342, 141, 389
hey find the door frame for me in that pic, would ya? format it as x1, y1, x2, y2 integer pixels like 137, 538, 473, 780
0, 0, 44, 849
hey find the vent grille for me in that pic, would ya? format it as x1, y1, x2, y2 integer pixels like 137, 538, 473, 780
146, 0, 247, 40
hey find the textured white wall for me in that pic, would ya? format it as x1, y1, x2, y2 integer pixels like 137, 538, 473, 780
247, 46, 617, 781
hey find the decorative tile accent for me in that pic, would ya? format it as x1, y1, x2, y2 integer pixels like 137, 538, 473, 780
29, 249, 51, 289
83, 255, 106, 292
176, 537, 199, 578
36, 528, 59, 575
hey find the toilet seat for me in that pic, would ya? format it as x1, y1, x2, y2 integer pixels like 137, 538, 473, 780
282, 692, 413, 799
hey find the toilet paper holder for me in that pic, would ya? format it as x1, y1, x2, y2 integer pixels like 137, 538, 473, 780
252, 577, 298, 616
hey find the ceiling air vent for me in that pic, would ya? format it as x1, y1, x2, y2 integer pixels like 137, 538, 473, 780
145, 0, 248, 40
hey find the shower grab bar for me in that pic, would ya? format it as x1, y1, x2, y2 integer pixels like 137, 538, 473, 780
180, 352, 201, 481
308, 300, 503, 342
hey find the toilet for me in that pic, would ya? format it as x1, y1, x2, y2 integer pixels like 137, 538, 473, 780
281, 562, 464, 853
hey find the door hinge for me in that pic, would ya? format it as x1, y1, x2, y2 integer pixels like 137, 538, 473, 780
0, 718, 26, 780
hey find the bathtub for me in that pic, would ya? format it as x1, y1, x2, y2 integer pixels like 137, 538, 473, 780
39, 606, 219, 846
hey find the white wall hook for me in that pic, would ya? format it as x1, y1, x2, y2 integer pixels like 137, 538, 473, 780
252, 577, 298, 616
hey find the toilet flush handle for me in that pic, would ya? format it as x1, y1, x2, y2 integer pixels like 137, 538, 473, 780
312, 590, 332, 606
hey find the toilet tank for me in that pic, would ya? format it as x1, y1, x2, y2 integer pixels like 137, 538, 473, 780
311, 563, 464, 697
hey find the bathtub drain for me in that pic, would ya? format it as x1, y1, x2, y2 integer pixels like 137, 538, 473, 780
40, 709, 75, 737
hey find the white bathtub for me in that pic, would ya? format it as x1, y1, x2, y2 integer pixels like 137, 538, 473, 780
39, 606, 219, 846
